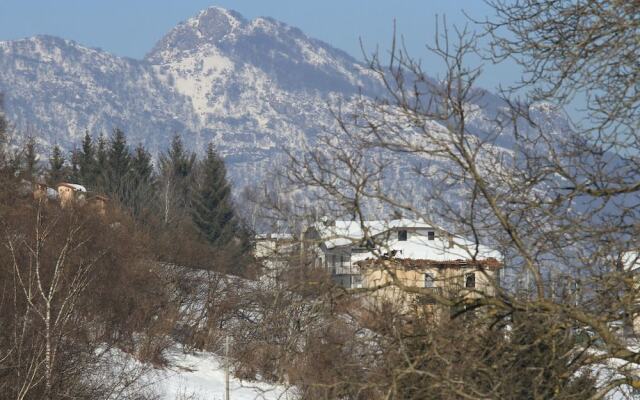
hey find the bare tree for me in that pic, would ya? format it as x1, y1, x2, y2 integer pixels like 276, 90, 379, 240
251, 2, 640, 397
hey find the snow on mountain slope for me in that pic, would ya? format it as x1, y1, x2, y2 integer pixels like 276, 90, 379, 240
0, 6, 569, 195
0, 7, 386, 189
0, 35, 198, 149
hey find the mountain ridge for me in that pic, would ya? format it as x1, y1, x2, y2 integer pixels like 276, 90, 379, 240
0, 6, 568, 195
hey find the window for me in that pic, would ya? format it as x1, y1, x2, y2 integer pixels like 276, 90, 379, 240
351, 274, 362, 287
427, 231, 435, 240
424, 273, 435, 288
398, 230, 408, 241
465, 273, 476, 288
340, 254, 350, 272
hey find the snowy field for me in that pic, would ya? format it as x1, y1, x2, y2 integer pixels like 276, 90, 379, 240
151, 349, 297, 400
100, 345, 297, 400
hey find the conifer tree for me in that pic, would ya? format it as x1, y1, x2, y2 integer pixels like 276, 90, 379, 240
21, 136, 40, 180
104, 129, 131, 199
191, 143, 237, 246
125, 144, 156, 218
94, 133, 108, 191
0, 95, 13, 174
47, 145, 66, 185
78, 131, 96, 187
158, 135, 196, 223
69, 147, 81, 182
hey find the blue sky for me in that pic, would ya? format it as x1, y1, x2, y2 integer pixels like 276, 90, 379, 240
0, 1, 517, 91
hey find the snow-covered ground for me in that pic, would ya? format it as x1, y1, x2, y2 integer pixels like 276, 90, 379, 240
150, 349, 297, 400
102, 345, 297, 400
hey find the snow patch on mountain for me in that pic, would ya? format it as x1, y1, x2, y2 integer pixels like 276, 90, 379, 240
0, 6, 570, 198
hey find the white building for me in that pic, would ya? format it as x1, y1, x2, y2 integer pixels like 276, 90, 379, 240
305, 218, 501, 289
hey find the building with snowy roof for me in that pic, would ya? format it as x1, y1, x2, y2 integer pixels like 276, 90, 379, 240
305, 218, 502, 312
56, 182, 87, 208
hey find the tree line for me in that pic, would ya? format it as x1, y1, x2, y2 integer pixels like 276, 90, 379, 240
13, 128, 251, 274
0, 102, 264, 399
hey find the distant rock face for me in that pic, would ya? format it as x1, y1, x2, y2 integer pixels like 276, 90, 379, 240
0, 6, 569, 194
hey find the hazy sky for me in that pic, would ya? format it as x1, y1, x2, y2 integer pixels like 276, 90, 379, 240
0, 1, 518, 92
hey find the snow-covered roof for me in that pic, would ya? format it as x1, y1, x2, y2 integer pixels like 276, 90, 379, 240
313, 218, 440, 248
58, 182, 87, 192
313, 219, 434, 247
312, 218, 501, 263
255, 233, 294, 241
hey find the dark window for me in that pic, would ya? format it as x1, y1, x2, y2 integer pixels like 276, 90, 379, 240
428, 231, 435, 240
465, 273, 476, 288
341, 254, 350, 272
424, 273, 435, 288
398, 230, 408, 241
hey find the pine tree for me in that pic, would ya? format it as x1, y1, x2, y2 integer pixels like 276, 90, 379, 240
191, 143, 237, 247
69, 147, 81, 182
95, 133, 108, 191
104, 129, 131, 199
158, 135, 196, 223
125, 144, 156, 218
47, 145, 66, 185
21, 136, 40, 180
79, 130, 96, 187
160, 135, 196, 184
0, 95, 13, 174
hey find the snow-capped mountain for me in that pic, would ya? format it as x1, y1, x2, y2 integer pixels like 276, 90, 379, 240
0, 6, 568, 192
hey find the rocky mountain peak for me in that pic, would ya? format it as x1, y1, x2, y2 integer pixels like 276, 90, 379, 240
0, 5, 571, 199
145, 6, 245, 63
191, 7, 245, 41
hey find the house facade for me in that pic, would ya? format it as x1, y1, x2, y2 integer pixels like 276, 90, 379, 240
56, 182, 87, 208
254, 233, 298, 282
26, 181, 109, 215
305, 219, 502, 310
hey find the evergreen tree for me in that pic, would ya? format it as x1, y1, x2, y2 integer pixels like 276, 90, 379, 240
21, 136, 40, 180
93, 133, 109, 191
125, 144, 156, 218
47, 145, 66, 185
191, 143, 237, 246
158, 135, 196, 223
130, 144, 154, 185
104, 129, 131, 199
69, 147, 81, 182
160, 135, 196, 183
79, 130, 96, 187
0, 95, 13, 174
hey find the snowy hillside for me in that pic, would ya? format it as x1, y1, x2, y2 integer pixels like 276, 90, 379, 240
102, 345, 296, 400
149, 348, 296, 400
